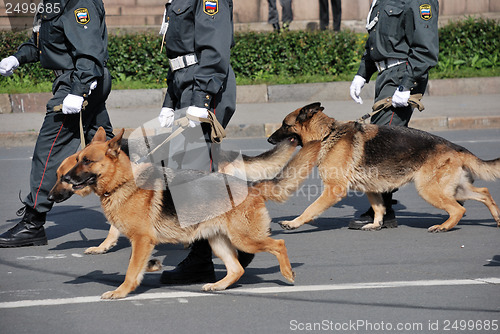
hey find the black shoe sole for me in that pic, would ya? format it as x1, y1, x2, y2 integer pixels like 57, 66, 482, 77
0, 238, 48, 248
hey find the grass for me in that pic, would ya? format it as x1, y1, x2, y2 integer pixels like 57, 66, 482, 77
1, 67, 499, 94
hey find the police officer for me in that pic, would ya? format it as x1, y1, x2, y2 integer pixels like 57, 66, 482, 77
157, 0, 254, 285
348, 0, 439, 229
0, 0, 113, 247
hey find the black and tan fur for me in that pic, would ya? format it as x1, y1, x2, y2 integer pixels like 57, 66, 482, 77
48, 136, 300, 255
63, 127, 320, 299
268, 102, 500, 232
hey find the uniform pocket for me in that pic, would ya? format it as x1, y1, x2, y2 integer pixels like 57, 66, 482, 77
379, 5, 404, 35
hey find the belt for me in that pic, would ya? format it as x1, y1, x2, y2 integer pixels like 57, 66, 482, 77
374, 58, 406, 73
169, 54, 198, 71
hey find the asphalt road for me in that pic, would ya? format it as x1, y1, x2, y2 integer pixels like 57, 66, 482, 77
0, 129, 499, 334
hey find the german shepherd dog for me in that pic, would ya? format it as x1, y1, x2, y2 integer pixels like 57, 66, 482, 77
63, 127, 320, 299
48, 136, 300, 255
268, 102, 500, 232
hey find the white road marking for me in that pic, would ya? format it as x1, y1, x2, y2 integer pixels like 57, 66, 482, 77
0, 277, 498, 309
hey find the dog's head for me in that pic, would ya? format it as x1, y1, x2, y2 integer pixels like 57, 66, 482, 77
268, 102, 324, 145
48, 153, 93, 203
64, 127, 125, 190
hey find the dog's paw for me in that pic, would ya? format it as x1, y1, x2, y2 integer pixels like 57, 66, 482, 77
284, 270, 296, 283
202, 282, 226, 292
146, 259, 162, 272
361, 223, 381, 231
279, 221, 299, 230
84, 246, 108, 255
101, 290, 128, 300
428, 225, 447, 233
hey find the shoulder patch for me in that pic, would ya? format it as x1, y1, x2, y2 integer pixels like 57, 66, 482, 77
74, 8, 90, 25
419, 4, 432, 20
203, 0, 218, 16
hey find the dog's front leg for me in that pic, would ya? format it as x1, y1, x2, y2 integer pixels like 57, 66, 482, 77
101, 235, 155, 299
280, 183, 347, 230
84, 224, 120, 254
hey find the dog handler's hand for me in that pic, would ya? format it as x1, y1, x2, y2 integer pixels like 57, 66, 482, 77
186, 106, 208, 128
62, 94, 85, 114
0, 56, 19, 76
392, 89, 411, 108
158, 107, 175, 127
350, 75, 366, 104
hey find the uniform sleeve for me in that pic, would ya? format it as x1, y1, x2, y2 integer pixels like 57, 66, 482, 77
63, 0, 107, 97
356, 40, 378, 83
191, 0, 233, 109
401, 0, 439, 90
163, 70, 176, 108
13, 33, 39, 65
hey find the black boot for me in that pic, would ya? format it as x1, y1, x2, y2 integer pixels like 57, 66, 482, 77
0, 206, 47, 247
160, 239, 216, 284
348, 192, 398, 230
272, 23, 280, 32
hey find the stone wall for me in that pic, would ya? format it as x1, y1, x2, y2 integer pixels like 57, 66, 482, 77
1, 0, 499, 32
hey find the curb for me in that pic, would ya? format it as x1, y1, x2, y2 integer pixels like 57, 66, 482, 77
1, 115, 500, 147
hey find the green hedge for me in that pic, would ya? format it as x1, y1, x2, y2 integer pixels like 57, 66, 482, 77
0, 17, 498, 90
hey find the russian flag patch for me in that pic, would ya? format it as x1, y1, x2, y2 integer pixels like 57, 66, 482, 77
420, 4, 432, 21
204, 0, 218, 16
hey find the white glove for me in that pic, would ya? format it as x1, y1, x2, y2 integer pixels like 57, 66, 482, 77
0, 56, 19, 76
88, 80, 98, 96
392, 89, 411, 108
158, 107, 175, 127
186, 106, 208, 128
62, 94, 85, 114
349, 75, 366, 104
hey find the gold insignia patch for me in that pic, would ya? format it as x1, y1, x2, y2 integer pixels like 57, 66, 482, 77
74, 8, 90, 25
420, 4, 432, 21
203, 0, 218, 16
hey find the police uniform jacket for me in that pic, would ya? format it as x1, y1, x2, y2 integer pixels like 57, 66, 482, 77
357, 0, 439, 92
13, 0, 108, 98
162, 0, 234, 110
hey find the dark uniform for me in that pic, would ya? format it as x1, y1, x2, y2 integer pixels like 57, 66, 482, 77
158, 0, 253, 284
319, 0, 342, 32
0, 0, 113, 247
358, 0, 439, 126
349, 0, 439, 229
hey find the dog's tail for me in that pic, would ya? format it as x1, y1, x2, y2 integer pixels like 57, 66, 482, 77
253, 140, 321, 202
464, 154, 500, 181
219, 138, 299, 181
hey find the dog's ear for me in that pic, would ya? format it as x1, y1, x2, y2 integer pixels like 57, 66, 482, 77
297, 102, 323, 123
106, 129, 125, 159
91, 127, 107, 143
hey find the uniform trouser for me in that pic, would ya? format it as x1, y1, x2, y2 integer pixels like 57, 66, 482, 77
319, 0, 341, 31
24, 69, 113, 214
370, 63, 428, 127
267, 0, 293, 25
165, 65, 236, 171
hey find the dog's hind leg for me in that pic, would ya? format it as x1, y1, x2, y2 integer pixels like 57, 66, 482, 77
455, 184, 500, 227
279, 183, 347, 230
84, 224, 120, 255
203, 235, 244, 291
101, 235, 155, 299
417, 181, 467, 233
362, 192, 385, 231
